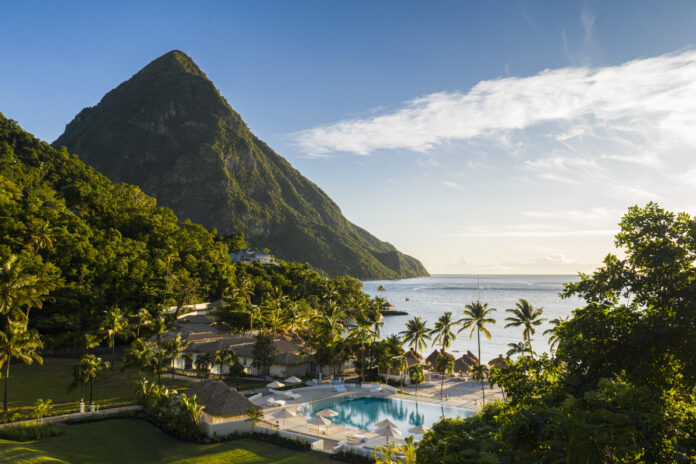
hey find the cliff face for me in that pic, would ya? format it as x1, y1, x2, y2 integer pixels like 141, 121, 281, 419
55, 51, 428, 279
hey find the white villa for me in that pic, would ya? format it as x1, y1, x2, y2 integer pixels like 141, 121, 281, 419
229, 248, 276, 265
159, 312, 333, 378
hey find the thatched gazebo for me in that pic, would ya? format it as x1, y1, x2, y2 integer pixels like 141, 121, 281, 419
426, 350, 455, 368
463, 350, 479, 365
488, 355, 507, 369
453, 356, 474, 374
187, 379, 259, 424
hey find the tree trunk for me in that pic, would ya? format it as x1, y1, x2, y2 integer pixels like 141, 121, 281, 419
440, 374, 444, 400
111, 338, 116, 365
81, 383, 85, 401
478, 329, 485, 405
89, 380, 94, 404
3, 359, 10, 413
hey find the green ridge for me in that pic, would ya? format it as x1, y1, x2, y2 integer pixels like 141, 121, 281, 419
54, 50, 428, 280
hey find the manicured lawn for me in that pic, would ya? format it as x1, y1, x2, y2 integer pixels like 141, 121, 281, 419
5, 358, 196, 418
0, 419, 336, 464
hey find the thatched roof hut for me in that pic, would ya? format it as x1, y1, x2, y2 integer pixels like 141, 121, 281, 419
407, 349, 424, 361
453, 356, 474, 374
488, 355, 507, 369
425, 350, 455, 368
464, 350, 479, 365
188, 380, 258, 423
404, 350, 424, 367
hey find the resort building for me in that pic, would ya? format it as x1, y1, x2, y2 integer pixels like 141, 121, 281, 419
187, 379, 259, 424
159, 313, 327, 377
229, 248, 277, 265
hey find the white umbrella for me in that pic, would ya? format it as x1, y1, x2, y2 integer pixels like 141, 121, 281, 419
376, 424, 402, 444
408, 424, 429, 435
273, 408, 296, 429
307, 415, 333, 426
317, 408, 339, 418
375, 418, 398, 428
285, 376, 302, 384
266, 380, 285, 389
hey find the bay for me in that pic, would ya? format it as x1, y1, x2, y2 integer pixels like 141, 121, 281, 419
362, 274, 583, 362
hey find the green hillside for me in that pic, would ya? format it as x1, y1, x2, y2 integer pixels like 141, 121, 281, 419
0, 113, 234, 347
54, 50, 428, 280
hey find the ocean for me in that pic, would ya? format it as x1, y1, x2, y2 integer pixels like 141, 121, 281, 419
361, 274, 583, 362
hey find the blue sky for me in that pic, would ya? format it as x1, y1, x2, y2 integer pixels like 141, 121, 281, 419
2, 1, 696, 274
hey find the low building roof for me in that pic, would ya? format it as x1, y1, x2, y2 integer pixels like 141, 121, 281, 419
187, 380, 258, 417
157, 315, 308, 365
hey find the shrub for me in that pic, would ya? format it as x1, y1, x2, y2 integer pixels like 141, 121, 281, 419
0, 422, 62, 441
134, 378, 202, 441
250, 430, 311, 451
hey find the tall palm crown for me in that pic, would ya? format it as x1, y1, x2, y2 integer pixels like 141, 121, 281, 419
543, 316, 568, 352
101, 307, 131, 363
0, 319, 43, 412
505, 299, 546, 355
430, 312, 458, 352
399, 316, 431, 353
458, 301, 496, 367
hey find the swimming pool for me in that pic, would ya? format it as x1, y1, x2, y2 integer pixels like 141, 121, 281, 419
301, 395, 474, 437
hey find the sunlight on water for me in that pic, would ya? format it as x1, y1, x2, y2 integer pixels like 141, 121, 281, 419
363, 274, 582, 362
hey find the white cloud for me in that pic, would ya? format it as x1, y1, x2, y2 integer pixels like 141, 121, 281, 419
523, 207, 620, 222
294, 50, 696, 158
443, 181, 465, 191
446, 228, 616, 238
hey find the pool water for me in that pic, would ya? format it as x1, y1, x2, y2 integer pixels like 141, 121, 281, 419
302, 396, 474, 437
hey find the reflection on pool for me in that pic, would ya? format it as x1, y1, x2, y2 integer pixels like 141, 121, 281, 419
302, 395, 474, 437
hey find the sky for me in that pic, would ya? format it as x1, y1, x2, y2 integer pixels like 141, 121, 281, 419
2, 1, 696, 275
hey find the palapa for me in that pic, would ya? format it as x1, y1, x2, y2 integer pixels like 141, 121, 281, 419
186, 379, 258, 419
317, 409, 339, 418
375, 418, 398, 428
408, 424, 429, 435
488, 354, 507, 369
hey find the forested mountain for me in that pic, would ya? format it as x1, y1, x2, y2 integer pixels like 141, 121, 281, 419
54, 50, 428, 280
0, 113, 234, 347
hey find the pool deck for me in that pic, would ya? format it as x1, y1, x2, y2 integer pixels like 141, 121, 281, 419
255, 378, 502, 452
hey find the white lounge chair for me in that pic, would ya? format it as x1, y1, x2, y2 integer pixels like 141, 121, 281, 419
265, 397, 286, 407
333, 384, 347, 393
281, 391, 302, 400
370, 385, 382, 393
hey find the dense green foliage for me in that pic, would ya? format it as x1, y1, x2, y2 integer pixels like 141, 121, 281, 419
53, 50, 428, 279
135, 379, 202, 440
417, 203, 696, 463
0, 422, 62, 441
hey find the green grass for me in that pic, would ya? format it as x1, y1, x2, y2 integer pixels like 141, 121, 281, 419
0, 419, 336, 463
5, 358, 196, 418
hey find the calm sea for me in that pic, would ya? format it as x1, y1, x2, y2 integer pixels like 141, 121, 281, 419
362, 274, 583, 362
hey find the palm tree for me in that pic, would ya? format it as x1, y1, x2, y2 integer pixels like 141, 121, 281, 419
409, 364, 424, 396
544, 316, 568, 352
28, 222, 54, 259
214, 349, 238, 378
195, 353, 214, 380
0, 319, 43, 413
70, 354, 110, 404
471, 364, 489, 404
246, 407, 263, 433
458, 301, 497, 370
0, 254, 54, 326
100, 307, 131, 364
505, 299, 546, 357
435, 355, 454, 400
131, 307, 154, 338
430, 312, 458, 353
506, 341, 532, 359
163, 334, 190, 380
366, 300, 384, 339
348, 324, 375, 382
399, 317, 431, 355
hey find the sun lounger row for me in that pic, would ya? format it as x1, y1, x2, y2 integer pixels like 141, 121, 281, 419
265, 396, 286, 407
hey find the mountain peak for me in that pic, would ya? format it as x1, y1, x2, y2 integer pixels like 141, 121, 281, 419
137, 49, 208, 79
54, 52, 429, 280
